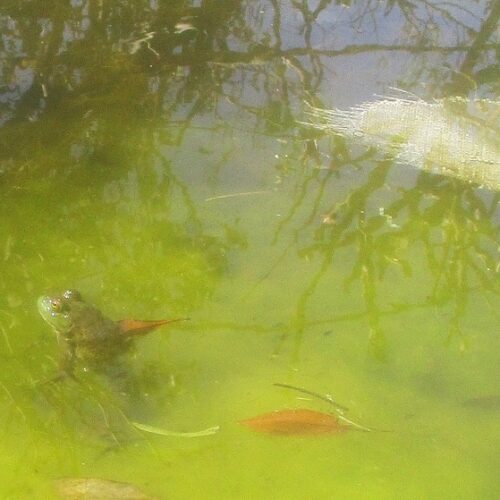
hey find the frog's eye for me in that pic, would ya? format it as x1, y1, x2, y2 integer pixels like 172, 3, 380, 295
51, 298, 71, 314
50, 298, 63, 313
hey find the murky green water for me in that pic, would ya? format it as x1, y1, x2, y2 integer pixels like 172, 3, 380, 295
1, 1, 499, 498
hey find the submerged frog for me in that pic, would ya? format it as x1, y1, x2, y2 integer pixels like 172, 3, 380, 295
38, 289, 186, 375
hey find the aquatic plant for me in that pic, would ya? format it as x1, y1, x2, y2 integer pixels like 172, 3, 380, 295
306, 95, 500, 190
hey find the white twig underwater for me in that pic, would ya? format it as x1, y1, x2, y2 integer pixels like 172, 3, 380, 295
205, 190, 271, 201
132, 422, 220, 437
274, 382, 378, 432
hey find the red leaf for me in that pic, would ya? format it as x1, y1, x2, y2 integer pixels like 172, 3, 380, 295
118, 317, 189, 337
240, 409, 349, 435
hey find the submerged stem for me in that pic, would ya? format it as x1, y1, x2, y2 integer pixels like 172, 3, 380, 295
274, 382, 349, 412
132, 422, 220, 438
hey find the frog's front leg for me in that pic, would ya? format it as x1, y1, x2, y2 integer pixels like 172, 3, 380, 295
58, 335, 77, 378
37, 338, 77, 385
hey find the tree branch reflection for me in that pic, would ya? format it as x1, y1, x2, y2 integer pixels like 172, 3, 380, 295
0, 0, 497, 362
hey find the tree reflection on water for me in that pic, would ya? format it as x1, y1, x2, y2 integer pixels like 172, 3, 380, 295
0, 0, 498, 360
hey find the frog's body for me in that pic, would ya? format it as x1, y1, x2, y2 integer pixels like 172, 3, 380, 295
38, 289, 185, 375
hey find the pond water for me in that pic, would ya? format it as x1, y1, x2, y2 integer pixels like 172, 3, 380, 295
0, 1, 499, 499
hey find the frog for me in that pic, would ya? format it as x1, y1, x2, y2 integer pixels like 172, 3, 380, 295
38, 289, 186, 376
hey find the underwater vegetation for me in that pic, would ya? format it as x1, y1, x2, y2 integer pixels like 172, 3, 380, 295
307, 95, 500, 190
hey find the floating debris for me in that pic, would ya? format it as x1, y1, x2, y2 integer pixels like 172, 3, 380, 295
118, 317, 189, 337
240, 408, 350, 435
306, 95, 500, 190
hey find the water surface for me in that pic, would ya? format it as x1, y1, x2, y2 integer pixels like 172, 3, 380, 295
0, 1, 499, 498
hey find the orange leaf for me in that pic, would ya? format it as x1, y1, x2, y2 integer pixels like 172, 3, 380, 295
118, 317, 189, 336
240, 409, 349, 435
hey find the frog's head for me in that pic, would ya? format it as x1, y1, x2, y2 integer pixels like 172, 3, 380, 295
37, 289, 82, 333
